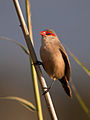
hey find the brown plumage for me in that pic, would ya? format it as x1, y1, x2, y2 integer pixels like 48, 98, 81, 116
40, 29, 72, 97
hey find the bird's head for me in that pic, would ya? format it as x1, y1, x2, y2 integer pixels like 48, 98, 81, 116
40, 29, 56, 37
40, 29, 59, 44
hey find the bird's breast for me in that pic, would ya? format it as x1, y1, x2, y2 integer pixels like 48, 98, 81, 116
40, 44, 65, 79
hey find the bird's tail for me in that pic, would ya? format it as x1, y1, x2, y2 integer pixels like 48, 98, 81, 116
59, 76, 72, 98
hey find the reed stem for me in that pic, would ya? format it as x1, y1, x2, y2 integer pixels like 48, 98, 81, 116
25, 0, 43, 119
13, 0, 58, 119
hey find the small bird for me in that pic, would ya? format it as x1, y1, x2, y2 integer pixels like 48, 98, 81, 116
40, 29, 72, 98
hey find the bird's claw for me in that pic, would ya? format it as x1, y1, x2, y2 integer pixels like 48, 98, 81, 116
42, 87, 51, 95
32, 61, 43, 66
42, 81, 55, 95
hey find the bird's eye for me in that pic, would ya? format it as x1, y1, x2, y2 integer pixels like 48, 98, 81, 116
46, 32, 51, 35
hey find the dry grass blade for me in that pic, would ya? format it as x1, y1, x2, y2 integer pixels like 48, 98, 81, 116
71, 81, 90, 118
63, 44, 90, 118
67, 48, 90, 76
0, 96, 36, 112
0, 36, 29, 55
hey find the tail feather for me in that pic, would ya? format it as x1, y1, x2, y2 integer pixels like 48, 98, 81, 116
59, 76, 72, 98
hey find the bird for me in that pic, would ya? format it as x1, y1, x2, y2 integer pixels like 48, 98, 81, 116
39, 29, 72, 98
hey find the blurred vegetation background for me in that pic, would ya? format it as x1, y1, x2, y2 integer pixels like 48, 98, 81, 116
0, 0, 90, 120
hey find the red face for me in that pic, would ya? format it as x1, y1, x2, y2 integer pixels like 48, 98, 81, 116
40, 31, 55, 37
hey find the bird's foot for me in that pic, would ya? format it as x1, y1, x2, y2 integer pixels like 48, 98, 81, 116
42, 87, 51, 95
32, 61, 43, 66
42, 81, 55, 95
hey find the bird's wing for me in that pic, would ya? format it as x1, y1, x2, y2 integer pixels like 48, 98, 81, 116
59, 46, 71, 81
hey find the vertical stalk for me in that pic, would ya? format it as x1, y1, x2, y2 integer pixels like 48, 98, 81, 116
25, 0, 43, 120
13, 0, 58, 119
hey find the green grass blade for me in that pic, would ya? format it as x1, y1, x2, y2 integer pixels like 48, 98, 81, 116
71, 81, 90, 118
0, 36, 29, 55
67, 48, 90, 76
25, 0, 44, 120
0, 96, 36, 112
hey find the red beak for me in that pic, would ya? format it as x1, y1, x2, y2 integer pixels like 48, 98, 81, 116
40, 31, 46, 36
